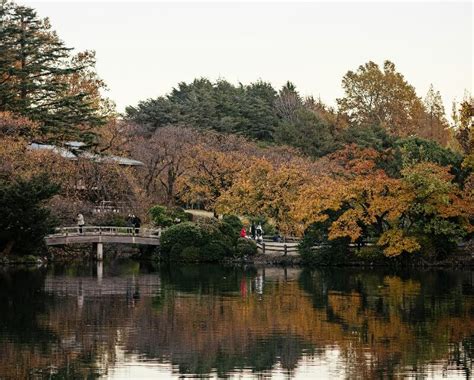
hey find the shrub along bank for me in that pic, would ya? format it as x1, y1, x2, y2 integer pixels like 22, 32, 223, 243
159, 215, 257, 262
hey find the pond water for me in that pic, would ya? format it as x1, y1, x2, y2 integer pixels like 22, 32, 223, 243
0, 261, 473, 379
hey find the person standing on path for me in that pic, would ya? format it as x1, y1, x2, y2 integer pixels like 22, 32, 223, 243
250, 222, 256, 239
77, 213, 85, 234
240, 226, 247, 238
256, 224, 263, 243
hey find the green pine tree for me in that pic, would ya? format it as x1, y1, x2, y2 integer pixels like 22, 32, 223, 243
0, 2, 106, 141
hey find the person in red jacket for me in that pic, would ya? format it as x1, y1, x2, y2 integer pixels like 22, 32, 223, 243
240, 227, 247, 238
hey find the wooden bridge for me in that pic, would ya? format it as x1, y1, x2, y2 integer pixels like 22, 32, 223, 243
45, 226, 161, 260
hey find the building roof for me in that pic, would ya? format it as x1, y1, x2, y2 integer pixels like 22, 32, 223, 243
28, 142, 144, 167
64, 141, 87, 148
29, 142, 77, 159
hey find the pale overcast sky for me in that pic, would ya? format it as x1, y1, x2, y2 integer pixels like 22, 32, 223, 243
21, 1, 473, 113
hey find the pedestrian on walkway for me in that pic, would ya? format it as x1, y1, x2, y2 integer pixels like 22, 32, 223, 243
256, 224, 263, 243
77, 213, 85, 234
133, 215, 141, 234
240, 226, 247, 238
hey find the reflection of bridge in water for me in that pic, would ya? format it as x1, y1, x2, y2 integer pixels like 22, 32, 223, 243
43, 267, 301, 299
44, 273, 162, 297
45, 226, 161, 260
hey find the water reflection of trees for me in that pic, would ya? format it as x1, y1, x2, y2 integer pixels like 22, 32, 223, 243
124, 266, 473, 378
0, 264, 472, 378
0, 267, 100, 378
299, 269, 474, 378
0, 264, 136, 379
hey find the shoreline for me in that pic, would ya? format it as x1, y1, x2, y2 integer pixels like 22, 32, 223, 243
229, 251, 474, 268
1, 249, 473, 268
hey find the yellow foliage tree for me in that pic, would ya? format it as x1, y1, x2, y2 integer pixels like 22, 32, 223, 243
216, 159, 312, 235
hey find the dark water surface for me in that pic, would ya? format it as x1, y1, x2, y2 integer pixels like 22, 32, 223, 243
0, 261, 473, 379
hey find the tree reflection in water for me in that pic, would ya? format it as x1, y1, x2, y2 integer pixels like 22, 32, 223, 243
0, 262, 472, 379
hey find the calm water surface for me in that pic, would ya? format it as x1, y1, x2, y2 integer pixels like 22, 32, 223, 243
0, 261, 473, 379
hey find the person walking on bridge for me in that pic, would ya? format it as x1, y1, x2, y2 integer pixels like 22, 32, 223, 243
133, 215, 141, 234
77, 213, 85, 234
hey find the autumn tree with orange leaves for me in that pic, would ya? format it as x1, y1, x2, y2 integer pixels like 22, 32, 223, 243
297, 145, 472, 258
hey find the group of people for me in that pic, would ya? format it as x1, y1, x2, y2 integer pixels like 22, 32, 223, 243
240, 222, 283, 243
240, 222, 264, 242
127, 214, 141, 233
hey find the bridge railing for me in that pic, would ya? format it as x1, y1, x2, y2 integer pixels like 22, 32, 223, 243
51, 226, 162, 238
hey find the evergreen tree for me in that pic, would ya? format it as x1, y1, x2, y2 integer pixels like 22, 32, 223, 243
126, 78, 279, 140
274, 81, 303, 122
274, 108, 338, 157
0, 174, 59, 256
125, 96, 178, 134
451, 97, 473, 154
0, 2, 106, 140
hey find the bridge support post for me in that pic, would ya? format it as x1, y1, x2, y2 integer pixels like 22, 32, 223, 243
96, 242, 103, 261
97, 261, 103, 282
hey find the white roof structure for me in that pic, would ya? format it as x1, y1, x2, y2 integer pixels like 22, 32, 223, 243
29, 142, 77, 159
64, 141, 87, 148
28, 142, 144, 167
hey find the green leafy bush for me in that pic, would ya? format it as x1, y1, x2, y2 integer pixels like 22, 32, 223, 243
149, 205, 192, 227
180, 246, 202, 262
234, 238, 257, 257
198, 219, 224, 244
160, 222, 203, 256
149, 205, 172, 227
201, 240, 228, 261
354, 246, 385, 261
169, 243, 185, 258
218, 221, 240, 244
299, 244, 348, 266
168, 206, 192, 222
395, 137, 464, 180
159, 218, 253, 262
416, 234, 459, 261
222, 215, 243, 232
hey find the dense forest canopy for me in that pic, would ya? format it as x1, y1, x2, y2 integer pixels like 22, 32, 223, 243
125, 61, 464, 152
